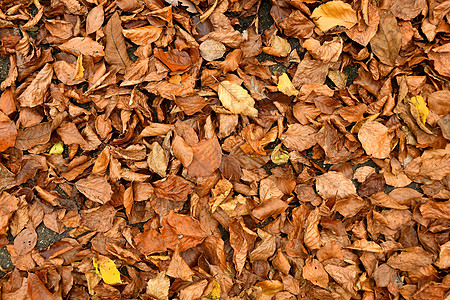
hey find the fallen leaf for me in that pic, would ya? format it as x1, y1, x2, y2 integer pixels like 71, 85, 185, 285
187, 137, 222, 177
122, 25, 163, 45
303, 258, 329, 288
17, 64, 53, 108
277, 73, 298, 96
409, 95, 429, 124
311, 1, 358, 32
75, 175, 113, 204
199, 39, 226, 61
146, 271, 170, 300
370, 10, 402, 66
316, 171, 357, 200
0, 113, 17, 152
93, 256, 122, 285
86, 4, 104, 35
358, 121, 393, 159
104, 12, 131, 72
218, 81, 258, 117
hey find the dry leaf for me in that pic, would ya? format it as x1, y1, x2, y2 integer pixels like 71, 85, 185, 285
104, 12, 131, 72
370, 10, 402, 66
218, 81, 258, 117
146, 272, 170, 300
358, 121, 393, 159
199, 39, 226, 62
303, 258, 329, 288
75, 175, 113, 204
17, 64, 53, 108
122, 25, 163, 45
277, 73, 298, 96
311, 1, 358, 32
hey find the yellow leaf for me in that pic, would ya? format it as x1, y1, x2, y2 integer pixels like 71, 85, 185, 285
271, 144, 289, 165
74, 54, 84, 80
277, 73, 298, 96
409, 95, 429, 124
49, 142, 64, 154
168, 74, 181, 85
311, 1, 357, 32
351, 113, 380, 133
218, 81, 258, 117
93, 256, 122, 285
206, 280, 221, 300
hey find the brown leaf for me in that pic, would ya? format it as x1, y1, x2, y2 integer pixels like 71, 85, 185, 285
27, 273, 57, 300
45, 19, 73, 39
104, 12, 131, 72
161, 211, 207, 251
81, 204, 116, 232
53, 61, 83, 86
427, 90, 450, 115
303, 258, 329, 288
370, 10, 402, 66
249, 229, 276, 262
153, 175, 193, 203
59, 37, 104, 62
187, 137, 222, 177
146, 271, 170, 300
304, 208, 321, 251
0, 113, 17, 151
134, 229, 166, 255
14, 227, 37, 256
387, 247, 433, 271
292, 54, 329, 89
279, 10, 315, 39
324, 264, 358, 297
346, 2, 380, 46
358, 121, 394, 159
346, 239, 383, 253
303, 37, 343, 63
123, 25, 163, 45
86, 4, 104, 35
316, 171, 357, 200
390, 0, 426, 20
281, 124, 317, 152
15, 122, 52, 150
75, 175, 112, 204
0, 192, 19, 235
17, 64, 53, 108
166, 249, 194, 281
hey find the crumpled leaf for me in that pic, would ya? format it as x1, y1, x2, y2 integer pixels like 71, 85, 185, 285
277, 73, 298, 96
218, 81, 258, 117
303, 37, 343, 63
148, 142, 168, 177
93, 256, 122, 285
311, 1, 357, 32
209, 179, 233, 213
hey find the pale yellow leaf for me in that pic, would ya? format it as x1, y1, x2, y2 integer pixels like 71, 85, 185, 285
218, 81, 258, 117
277, 73, 298, 96
49, 142, 64, 154
146, 271, 170, 300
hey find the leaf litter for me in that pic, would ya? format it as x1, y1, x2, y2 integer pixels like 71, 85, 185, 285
0, 0, 449, 299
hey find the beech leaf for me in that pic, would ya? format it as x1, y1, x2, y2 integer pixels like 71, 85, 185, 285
218, 81, 258, 117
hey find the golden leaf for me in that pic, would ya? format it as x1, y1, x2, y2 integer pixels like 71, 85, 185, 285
311, 1, 357, 32
218, 81, 258, 117
271, 144, 289, 165
409, 95, 429, 124
49, 142, 64, 154
209, 178, 233, 213
74, 54, 84, 80
93, 256, 122, 285
277, 73, 298, 96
